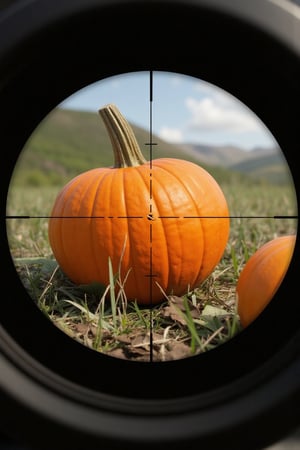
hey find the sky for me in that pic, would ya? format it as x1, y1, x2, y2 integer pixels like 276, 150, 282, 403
60, 71, 277, 151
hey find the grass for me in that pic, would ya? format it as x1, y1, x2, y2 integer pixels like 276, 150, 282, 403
6, 182, 298, 361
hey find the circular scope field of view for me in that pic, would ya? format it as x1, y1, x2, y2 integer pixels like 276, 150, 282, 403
6, 71, 298, 362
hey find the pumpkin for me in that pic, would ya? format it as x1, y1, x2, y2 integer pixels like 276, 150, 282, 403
48, 104, 230, 305
236, 234, 296, 328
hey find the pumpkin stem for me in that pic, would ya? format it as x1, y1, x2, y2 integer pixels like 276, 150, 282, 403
99, 104, 147, 168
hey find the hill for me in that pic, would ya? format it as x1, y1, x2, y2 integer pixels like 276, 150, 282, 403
182, 143, 292, 185
10, 107, 293, 188
229, 152, 293, 185
181, 143, 252, 167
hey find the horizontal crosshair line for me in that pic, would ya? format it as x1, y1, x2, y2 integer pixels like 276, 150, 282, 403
157, 215, 298, 219
183, 215, 298, 219
5, 215, 298, 220
5, 215, 144, 219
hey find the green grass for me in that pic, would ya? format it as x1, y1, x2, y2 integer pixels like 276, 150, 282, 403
6, 182, 298, 361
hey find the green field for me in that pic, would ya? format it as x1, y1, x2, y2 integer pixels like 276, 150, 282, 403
5, 179, 297, 362
5, 105, 298, 362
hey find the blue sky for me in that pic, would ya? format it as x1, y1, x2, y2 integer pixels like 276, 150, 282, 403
60, 71, 277, 151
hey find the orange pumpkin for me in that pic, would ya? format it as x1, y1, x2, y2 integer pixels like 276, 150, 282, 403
48, 104, 230, 305
236, 234, 296, 328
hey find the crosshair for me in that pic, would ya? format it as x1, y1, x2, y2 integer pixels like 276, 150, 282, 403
5, 70, 298, 363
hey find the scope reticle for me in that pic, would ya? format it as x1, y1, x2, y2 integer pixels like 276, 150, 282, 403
6, 70, 298, 363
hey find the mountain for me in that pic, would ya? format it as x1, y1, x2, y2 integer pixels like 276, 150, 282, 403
229, 151, 293, 185
181, 143, 252, 167
10, 107, 293, 187
179, 143, 292, 185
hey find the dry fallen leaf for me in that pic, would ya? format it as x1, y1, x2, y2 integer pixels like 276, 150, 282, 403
162, 295, 200, 325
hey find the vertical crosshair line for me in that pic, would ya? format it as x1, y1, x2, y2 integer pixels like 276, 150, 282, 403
149, 70, 154, 170
149, 70, 154, 362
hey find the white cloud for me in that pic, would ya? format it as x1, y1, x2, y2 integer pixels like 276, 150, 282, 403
193, 81, 243, 108
159, 126, 183, 143
185, 95, 260, 133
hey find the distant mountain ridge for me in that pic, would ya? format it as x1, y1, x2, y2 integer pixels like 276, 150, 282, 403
181, 143, 252, 167
182, 142, 292, 185
182, 142, 282, 167
11, 107, 293, 187
185, 144, 292, 184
